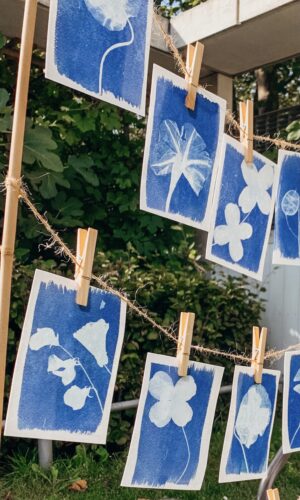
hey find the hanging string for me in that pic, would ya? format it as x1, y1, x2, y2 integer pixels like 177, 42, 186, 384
4, 177, 300, 365
153, 10, 300, 153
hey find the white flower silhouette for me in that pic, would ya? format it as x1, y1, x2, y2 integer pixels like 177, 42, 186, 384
83, 0, 139, 94
47, 355, 77, 386
73, 319, 109, 368
64, 385, 91, 411
234, 385, 271, 473
152, 120, 212, 213
148, 371, 196, 428
238, 161, 274, 215
84, 0, 138, 31
29, 328, 59, 351
214, 203, 253, 262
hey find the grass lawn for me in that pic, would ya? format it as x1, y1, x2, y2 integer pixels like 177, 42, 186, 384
0, 419, 299, 500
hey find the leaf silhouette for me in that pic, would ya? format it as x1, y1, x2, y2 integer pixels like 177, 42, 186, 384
152, 120, 212, 212
235, 385, 271, 449
63, 386, 91, 411
29, 328, 59, 351
294, 368, 300, 382
47, 355, 77, 386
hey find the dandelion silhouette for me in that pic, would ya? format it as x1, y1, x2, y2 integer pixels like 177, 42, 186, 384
152, 120, 212, 213
281, 189, 300, 256
83, 0, 139, 95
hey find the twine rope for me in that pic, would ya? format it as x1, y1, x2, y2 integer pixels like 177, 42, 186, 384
153, 10, 300, 152
5, 180, 300, 365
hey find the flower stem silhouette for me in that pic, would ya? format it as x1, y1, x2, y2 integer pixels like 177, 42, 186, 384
99, 19, 134, 95
58, 345, 103, 413
234, 429, 249, 474
176, 426, 191, 484
290, 422, 300, 448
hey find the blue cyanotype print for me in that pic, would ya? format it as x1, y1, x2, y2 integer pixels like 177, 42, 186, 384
274, 151, 300, 264
220, 367, 279, 482
46, 0, 152, 114
283, 352, 300, 452
5, 270, 126, 443
141, 66, 226, 230
207, 135, 277, 280
122, 354, 224, 490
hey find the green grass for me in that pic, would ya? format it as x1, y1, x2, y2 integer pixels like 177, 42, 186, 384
0, 420, 299, 500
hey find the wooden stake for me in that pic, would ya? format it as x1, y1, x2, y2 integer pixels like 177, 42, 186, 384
239, 99, 254, 164
267, 488, 280, 500
0, 0, 38, 438
75, 228, 98, 307
252, 326, 268, 384
185, 42, 204, 111
177, 312, 195, 376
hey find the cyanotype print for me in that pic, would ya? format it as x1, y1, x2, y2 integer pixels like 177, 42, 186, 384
46, 0, 153, 115
140, 65, 226, 230
5, 270, 126, 443
219, 366, 280, 482
283, 351, 300, 453
206, 134, 279, 280
122, 353, 224, 490
273, 151, 300, 265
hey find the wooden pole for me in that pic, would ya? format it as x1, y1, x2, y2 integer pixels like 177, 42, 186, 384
0, 0, 38, 436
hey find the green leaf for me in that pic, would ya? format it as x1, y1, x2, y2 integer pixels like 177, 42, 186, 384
0, 88, 9, 109
23, 125, 64, 172
68, 154, 99, 186
286, 120, 300, 141
0, 33, 6, 49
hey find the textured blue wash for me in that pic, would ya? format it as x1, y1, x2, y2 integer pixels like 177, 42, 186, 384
226, 372, 277, 475
274, 154, 300, 259
55, 0, 149, 108
287, 354, 300, 449
212, 143, 271, 273
146, 76, 221, 222
132, 362, 215, 487
18, 281, 121, 434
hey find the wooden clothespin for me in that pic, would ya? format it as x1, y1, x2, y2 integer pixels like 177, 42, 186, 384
185, 42, 204, 111
177, 312, 195, 376
252, 326, 268, 384
75, 227, 98, 307
267, 488, 280, 500
239, 99, 254, 164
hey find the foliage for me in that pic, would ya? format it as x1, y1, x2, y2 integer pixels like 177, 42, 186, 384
155, 0, 206, 16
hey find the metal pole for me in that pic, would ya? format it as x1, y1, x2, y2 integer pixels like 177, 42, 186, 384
38, 439, 53, 470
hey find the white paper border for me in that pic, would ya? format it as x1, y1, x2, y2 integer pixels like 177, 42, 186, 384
140, 65, 227, 231
45, 0, 153, 116
273, 149, 300, 265
206, 134, 280, 281
219, 365, 280, 483
283, 350, 300, 454
4, 269, 127, 444
121, 352, 224, 490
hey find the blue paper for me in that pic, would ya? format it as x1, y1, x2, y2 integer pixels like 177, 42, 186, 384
273, 151, 300, 265
46, 0, 153, 115
122, 353, 224, 490
140, 66, 226, 230
206, 134, 278, 280
5, 270, 126, 444
219, 366, 279, 482
283, 351, 300, 453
